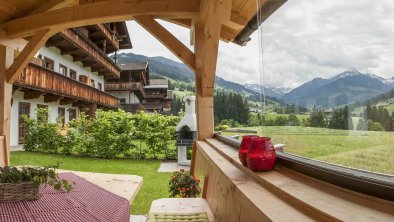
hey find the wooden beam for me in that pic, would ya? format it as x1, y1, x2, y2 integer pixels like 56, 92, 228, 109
60, 48, 80, 55
24, 91, 43, 100
192, 0, 231, 142
0, 45, 13, 166
29, 0, 66, 15
6, 29, 53, 83
60, 98, 77, 105
1, 0, 201, 39
46, 38, 67, 47
135, 16, 196, 72
44, 94, 61, 103
194, 0, 231, 97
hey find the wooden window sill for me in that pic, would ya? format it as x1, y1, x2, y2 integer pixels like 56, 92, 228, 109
194, 138, 394, 221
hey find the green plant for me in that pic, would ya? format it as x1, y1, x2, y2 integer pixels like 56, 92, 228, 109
168, 169, 201, 198
23, 108, 63, 153
0, 163, 74, 192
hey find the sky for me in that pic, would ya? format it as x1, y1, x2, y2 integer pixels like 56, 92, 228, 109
125, 0, 394, 89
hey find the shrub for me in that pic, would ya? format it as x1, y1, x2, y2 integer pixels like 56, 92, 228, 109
215, 124, 229, 131
23, 108, 63, 153
168, 169, 201, 198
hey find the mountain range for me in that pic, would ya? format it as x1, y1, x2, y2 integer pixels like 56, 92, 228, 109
114, 53, 284, 104
115, 53, 394, 108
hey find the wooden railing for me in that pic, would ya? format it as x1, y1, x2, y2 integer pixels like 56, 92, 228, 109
145, 93, 166, 99
60, 29, 120, 77
121, 103, 145, 113
96, 24, 119, 49
15, 63, 120, 107
142, 104, 164, 110
105, 82, 145, 97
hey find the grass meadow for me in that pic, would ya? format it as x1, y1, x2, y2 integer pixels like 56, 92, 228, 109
223, 126, 394, 175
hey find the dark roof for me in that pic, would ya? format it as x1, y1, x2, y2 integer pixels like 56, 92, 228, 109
118, 62, 148, 71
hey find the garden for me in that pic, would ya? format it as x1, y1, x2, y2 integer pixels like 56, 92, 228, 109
23, 109, 180, 160
8, 109, 201, 214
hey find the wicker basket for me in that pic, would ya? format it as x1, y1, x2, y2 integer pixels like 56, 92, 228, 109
0, 182, 39, 202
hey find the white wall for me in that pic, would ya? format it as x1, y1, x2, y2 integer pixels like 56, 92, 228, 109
38, 47, 105, 89
10, 91, 78, 146
109, 91, 140, 104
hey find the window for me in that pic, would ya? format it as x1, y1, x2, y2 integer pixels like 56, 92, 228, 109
70, 69, 77, 80
120, 98, 126, 104
90, 79, 95, 88
98, 83, 102, 91
59, 64, 67, 76
58, 107, 65, 128
69, 109, 77, 121
43, 57, 54, 70
217, 1, 394, 176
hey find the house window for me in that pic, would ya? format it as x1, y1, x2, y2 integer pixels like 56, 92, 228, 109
69, 109, 77, 121
59, 64, 67, 76
43, 57, 54, 70
91, 79, 95, 88
98, 83, 102, 91
120, 98, 126, 104
58, 107, 65, 127
70, 69, 77, 80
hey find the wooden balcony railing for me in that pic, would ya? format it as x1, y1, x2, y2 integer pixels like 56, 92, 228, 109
59, 29, 121, 77
15, 63, 120, 107
105, 82, 145, 98
142, 104, 164, 110
121, 103, 145, 113
144, 93, 166, 99
96, 24, 119, 50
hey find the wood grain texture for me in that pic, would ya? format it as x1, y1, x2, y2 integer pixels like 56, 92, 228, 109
203, 138, 394, 222
194, 140, 315, 222
15, 63, 120, 107
0, 45, 13, 166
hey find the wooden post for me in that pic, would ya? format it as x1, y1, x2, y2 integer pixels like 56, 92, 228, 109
86, 103, 97, 119
0, 45, 14, 166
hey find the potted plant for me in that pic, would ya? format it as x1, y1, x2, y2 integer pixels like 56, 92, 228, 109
0, 163, 74, 202
169, 169, 201, 198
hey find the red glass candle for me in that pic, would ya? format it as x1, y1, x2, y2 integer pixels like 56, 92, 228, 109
239, 135, 259, 166
247, 137, 276, 171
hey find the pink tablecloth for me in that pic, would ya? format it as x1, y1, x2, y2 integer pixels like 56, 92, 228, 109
0, 173, 130, 222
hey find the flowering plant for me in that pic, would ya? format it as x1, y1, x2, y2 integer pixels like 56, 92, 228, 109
168, 169, 201, 198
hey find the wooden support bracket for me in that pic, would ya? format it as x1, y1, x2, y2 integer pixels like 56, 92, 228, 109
6, 29, 53, 84
135, 16, 196, 72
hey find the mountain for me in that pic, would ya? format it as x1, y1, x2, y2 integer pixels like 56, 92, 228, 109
282, 69, 394, 108
116, 53, 194, 81
244, 84, 292, 98
115, 53, 284, 104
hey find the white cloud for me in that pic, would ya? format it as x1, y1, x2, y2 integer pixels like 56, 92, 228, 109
124, 0, 394, 89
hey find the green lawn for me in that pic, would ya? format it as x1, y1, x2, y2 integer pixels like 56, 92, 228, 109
10, 152, 170, 215
224, 126, 394, 175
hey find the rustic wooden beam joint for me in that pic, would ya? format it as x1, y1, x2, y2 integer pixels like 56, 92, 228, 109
44, 94, 61, 103
23, 91, 43, 100
135, 15, 196, 72
6, 29, 53, 83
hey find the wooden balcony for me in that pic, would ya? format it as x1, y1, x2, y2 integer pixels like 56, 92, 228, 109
46, 29, 121, 78
15, 63, 120, 107
144, 93, 166, 99
142, 103, 164, 111
86, 24, 120, 54
121, 103, 146, 113
105, 82, 145, 98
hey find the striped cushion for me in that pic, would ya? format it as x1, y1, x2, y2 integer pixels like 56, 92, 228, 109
147, 212, 209, 222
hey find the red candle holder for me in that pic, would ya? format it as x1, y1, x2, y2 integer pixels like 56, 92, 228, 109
247, 137, 276, 171
238, 135, 259, 166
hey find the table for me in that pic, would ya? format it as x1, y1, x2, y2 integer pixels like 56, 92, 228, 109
0, 173, 130, 222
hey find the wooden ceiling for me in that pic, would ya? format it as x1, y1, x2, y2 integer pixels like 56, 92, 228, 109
0, 0, 286, 44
